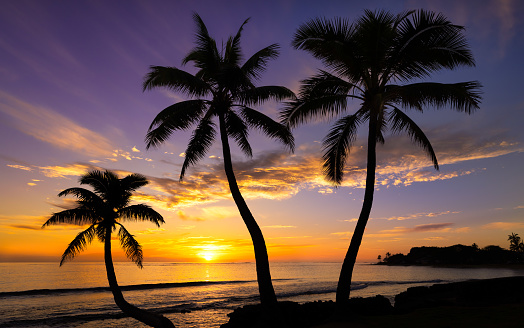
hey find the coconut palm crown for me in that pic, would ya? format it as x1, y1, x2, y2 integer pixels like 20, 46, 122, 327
43, 170, 164, 267
283, 9, 482, 304
143, 13, 295, 306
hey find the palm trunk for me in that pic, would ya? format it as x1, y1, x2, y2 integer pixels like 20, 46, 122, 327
335, 115, 378, 306
104, 228, 175, 327
218, 113, 278, 307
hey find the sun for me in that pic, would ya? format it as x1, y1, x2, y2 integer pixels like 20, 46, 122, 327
195, 244, 227, 262
198, 251, 215, 262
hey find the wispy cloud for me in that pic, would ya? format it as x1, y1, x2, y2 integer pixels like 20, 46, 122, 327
0, 91, 114, 157
263, 225, 297, 229
374, 211, 461, 221
7, 224, 41, 230
38, 163, 96, 178
6, 164, 32, 171
368, 223, 455, 237
481, 221, 524, 230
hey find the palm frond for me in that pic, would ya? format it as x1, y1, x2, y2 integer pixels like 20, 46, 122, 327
145, 100, 208, 149
43, 208, 98, 227
241, 44, 280, 81
239, 86, 295, 106
57, 187, 101, 203
118, 204, 165, 227
322, 113, 361, 185
281, 94, 349, 128
240, 106, 295, 152
120, 173, 148, 193
389, 10, 475, 82
78, 170, 108, 197
59, 224, 97, 266
225, 18, 250, 65
292, 17, 366, 81
389, 81, 482, 114
298, 71, 362, 99
143, 66, 210, 97
95, 223, 108, 243
180, 117, 217, 180
182, 13, 220, 75
117, 224, 143, 268
389, 107, 439, 169
225, 110, 253, 157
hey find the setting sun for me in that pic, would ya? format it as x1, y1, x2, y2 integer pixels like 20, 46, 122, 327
193, 245, 228, 262
198, 251, 215, 262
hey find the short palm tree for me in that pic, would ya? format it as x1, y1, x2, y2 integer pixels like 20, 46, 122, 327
283, 9, 482, 305
143, 13, 294, 306
42, 170, 174, 327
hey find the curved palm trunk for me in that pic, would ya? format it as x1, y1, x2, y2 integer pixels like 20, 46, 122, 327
218, 114, 278, 307
335, 116, 378, 306
104, 228, 175, 328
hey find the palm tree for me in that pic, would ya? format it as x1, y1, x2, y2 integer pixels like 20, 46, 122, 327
42, 170, 174, 328
508, 233, 524, 252
283, 9, 482, 305
143, 13, 294, 307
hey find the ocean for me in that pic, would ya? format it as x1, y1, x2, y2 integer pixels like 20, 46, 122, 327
1, 262, 524, 327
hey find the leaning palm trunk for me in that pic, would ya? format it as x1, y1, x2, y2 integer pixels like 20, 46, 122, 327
104, 229, 175, 328
218, 114, 278, 306
336, 117, 378, 305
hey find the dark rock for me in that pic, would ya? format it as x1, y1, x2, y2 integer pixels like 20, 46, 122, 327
395, 276, 524, 312
221, 296, 393, 328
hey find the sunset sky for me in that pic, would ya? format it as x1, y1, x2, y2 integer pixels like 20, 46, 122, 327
1, 0, 523, 264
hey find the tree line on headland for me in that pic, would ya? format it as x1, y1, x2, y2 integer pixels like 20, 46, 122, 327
378, 233, 524, 266
41, 9, 482, 328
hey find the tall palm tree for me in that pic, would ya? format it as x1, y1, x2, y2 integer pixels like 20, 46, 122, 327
143, 13, 294, 306
42, 170, 174, 328
283, 9, 482, 305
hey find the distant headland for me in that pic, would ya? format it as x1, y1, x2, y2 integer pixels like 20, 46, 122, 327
377, 242, 524, 267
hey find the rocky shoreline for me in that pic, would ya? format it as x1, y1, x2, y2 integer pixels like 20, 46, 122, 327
221, 276, 524, 327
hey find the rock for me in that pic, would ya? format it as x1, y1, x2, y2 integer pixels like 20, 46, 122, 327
395, 276, 524, 312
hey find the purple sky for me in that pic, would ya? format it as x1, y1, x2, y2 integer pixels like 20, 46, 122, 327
1, 0, 523, 263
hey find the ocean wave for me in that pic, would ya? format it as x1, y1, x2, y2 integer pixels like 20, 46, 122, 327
0, 280, 257, 298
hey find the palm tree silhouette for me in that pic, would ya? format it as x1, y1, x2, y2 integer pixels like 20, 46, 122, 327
42, 170, 174, 327
143, 13, 294, 306
283, 9, 482, 306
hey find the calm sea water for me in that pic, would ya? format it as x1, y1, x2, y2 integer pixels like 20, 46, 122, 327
1, 262, 524, 327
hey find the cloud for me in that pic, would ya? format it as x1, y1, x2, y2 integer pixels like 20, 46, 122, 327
263, 225, 297, 229
6, 164, 32, 171
0, 91, 114, 157
128, 122, 520, 215
7, 224, 41, 230
377, 223, 455, 235
0, 215, 49, 230
481, 221, 524, 230
135, 228, 166, 235
375, 211, 461, 221
38, 163, 96, 178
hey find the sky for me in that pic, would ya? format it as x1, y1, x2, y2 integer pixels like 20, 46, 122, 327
1, 0, 523, 264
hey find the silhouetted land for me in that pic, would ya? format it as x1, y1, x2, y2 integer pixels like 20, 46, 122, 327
377, 244, 523, 267
222, 276, 524, 327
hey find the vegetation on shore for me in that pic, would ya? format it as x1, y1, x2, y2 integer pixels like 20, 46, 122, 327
377, 233, 524, 266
